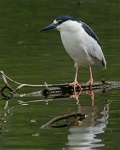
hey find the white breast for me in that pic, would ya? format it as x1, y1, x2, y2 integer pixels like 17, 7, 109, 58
60, 24, 95, 67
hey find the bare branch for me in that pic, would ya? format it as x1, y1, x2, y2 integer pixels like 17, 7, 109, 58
0, 71, 120, 100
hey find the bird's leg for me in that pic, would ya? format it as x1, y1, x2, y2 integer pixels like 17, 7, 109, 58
70, 65, 82, 94
86, 66, 93, 91
70, 66, 82, 105
85, 66, 94, 105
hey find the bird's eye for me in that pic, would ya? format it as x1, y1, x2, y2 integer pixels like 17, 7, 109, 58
58, 20, 62, 24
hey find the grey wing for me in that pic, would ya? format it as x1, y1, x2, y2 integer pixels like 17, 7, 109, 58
81, 22, 106, 68
87, 39, 106, 68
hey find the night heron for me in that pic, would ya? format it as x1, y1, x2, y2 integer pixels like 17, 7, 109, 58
40, 15, 106, 92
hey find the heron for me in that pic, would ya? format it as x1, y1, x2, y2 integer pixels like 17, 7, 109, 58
40, 15, 106, 93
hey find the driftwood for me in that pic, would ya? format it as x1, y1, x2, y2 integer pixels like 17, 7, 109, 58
0, 71, 120, 100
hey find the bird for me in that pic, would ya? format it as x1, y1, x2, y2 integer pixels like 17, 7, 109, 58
40, 15, 106, 93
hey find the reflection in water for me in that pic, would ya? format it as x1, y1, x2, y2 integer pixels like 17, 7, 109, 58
1, 101, 14, 122
0, 95, 111, 149
65, 102, 110, 150
0, 100, 13, 147
71, 90, 94, 107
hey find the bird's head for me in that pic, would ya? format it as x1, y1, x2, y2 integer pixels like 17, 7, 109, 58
40, 15, 79, 32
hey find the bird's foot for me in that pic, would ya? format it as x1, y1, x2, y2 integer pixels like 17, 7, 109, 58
86, 79, 93, 91
70, 81, 82, 107
70, 81, 82, 93
70, 81, 82, 100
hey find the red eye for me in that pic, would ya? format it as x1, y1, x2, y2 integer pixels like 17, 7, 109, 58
58, 20, 62, 24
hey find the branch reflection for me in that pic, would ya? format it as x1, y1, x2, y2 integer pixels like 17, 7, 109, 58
66, 102, 111, 149
0, 95, 111, 149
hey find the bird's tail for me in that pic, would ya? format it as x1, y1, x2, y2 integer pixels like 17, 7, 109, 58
101, 56, 107, 68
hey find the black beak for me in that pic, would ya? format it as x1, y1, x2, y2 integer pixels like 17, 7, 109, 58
40, 23, 57, 32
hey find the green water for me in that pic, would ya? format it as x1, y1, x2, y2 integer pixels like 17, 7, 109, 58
0, 0, 120, 150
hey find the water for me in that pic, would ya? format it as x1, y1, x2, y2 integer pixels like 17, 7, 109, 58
0, 0, 120, 149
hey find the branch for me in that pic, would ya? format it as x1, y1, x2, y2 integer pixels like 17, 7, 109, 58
0, 71, 120, 100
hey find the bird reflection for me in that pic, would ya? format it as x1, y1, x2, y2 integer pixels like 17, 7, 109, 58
66, 102, 111, 150
1, 94, 111, 150
71, 89, 94, 107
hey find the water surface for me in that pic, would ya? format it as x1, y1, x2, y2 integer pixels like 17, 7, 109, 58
0, 0, 120, 149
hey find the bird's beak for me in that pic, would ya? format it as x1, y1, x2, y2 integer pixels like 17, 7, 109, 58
40, 23, 57, 32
